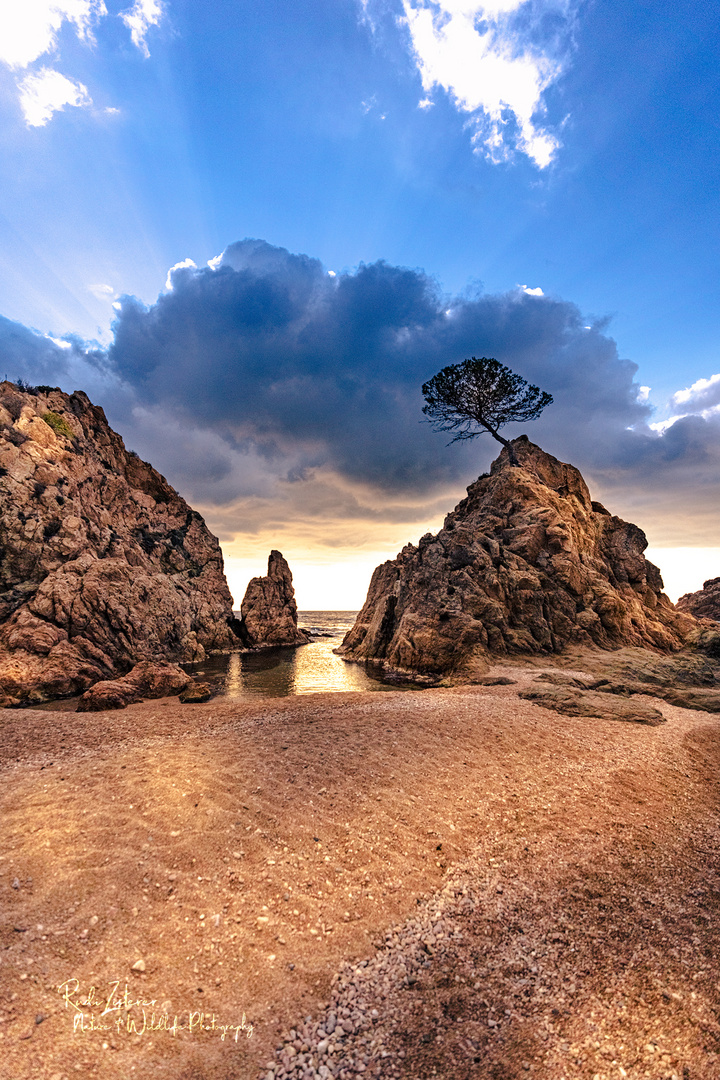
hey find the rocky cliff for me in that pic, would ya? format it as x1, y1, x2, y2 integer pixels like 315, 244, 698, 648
0, 381, 238, 704
677, 577, 720, 621
339, 437, 694, 681
237, 550, 311, 647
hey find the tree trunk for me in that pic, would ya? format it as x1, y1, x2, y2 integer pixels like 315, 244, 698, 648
484, 424, 519, 466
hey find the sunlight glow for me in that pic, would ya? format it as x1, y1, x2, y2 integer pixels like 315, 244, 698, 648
646, 547, 720, 603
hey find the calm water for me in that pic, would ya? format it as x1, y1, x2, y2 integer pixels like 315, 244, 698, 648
181, 611, 416, 699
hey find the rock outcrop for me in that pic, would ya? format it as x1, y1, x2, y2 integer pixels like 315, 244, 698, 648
0, 381, 239, 705
236, 550, 311, 648
76, 661, 191, 712
677, 577, 720, 621
339, 437, 695, 681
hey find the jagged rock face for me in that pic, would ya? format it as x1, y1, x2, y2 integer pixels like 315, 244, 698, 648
677, 577, 720, 621
0, 382, 238, 704
340, 437, 695, 680
238, 550, 310, 648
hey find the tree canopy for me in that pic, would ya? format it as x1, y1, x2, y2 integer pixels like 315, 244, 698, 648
421, 356, 553, 466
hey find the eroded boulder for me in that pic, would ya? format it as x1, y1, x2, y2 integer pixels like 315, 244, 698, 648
76, 661, 190, 712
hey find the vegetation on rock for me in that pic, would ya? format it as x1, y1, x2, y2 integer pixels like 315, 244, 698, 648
422, 356, 553, 465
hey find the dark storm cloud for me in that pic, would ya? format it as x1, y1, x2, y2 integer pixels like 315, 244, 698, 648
0, 315, 75, 384
7, 239, 720, 546
107, 239, 652, 495
0, 314, 109, 390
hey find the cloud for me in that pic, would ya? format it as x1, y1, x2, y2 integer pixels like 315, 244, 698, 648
520, 284, 544, 296
17, 67, 92, 126
165, 258, 197, 291
0, 314, 109, 391
97, 240, 651, 526
396, 0, 575, 167
0, 0, 106, 69
0, 0, 165, 128
10, 239, 720, 552
88, 283, 116, 301
671, 372, 720, 412
120, 0, 165, 58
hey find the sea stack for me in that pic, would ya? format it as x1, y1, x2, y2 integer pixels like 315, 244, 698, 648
339, 436, 695, 681
237, 550, 311, 647
0, 381, 239, 705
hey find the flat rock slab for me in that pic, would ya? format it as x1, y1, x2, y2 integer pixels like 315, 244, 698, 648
520, 685, 666, 725
658, 687, 720, 713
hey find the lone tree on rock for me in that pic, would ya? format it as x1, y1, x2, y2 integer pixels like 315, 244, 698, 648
421, 356, 553, 466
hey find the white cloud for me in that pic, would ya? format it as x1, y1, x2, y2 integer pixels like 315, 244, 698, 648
89, 283, 116, 300
207, 253, 224, 270
637, 385, 650, 403
0, 0, 106, 69
520, 284, 544, 296
46, 335, 73, 349
165, 258, 197, 290
649, 415, 685, 434
400, 0, 574, 167
18, 67, 91, 126
671, 372, 720, 409
121, 0, 165, 58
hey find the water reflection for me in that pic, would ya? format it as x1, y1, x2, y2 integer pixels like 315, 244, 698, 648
184, 637, 415, 700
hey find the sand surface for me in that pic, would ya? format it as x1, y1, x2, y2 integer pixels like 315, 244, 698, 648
1, 663, 719, 1080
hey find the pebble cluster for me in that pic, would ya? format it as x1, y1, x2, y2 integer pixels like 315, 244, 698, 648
259, 873, 475, 1080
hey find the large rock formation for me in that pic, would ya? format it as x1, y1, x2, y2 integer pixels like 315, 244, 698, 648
677, 577, 720, 621
339, 437, 695, 681
236, 550, 311, 648
0, 381, 238, 705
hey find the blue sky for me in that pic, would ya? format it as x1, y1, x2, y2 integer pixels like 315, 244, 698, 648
1, 0, 720, 606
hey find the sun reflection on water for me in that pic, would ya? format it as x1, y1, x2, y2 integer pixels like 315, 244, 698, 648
184, 611, 418, 700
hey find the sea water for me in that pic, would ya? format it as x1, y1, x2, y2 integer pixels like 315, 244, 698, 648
181, 611, 417, 699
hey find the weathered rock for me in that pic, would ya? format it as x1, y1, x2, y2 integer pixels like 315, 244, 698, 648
558, 646, 718, 688
531, 649, 720, 713
677, 576, 720, 621
0, 381, 239, 704
179, 681, 213, 703
76, 661, 191, 712
237, 550, 311, 648
340, 438, 694, 681
519, 686, 666, 726
652, 687, 720, 713
684, 623, 720, 659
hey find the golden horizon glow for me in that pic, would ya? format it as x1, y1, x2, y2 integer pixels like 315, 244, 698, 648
223, 544, 720, 611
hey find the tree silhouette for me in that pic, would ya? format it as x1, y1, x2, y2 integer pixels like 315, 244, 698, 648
422, 356, 553, 466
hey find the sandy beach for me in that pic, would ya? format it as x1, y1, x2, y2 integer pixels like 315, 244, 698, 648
2, 665, 719, 1080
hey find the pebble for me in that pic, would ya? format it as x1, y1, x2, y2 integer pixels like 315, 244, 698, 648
261, 867, 482, 1079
